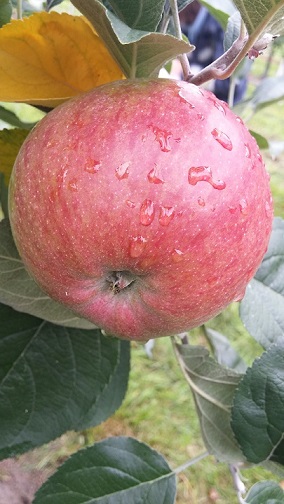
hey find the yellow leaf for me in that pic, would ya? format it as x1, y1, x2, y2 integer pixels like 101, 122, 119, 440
0, 129, 29, 184
0, 12, 124, 107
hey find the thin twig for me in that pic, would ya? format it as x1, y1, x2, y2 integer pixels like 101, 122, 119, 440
230, 464, 247, 504
169, 0, 193, 81
17, 0, 23, 19
175, 451, 209, 474
188, 31, 249, 87
130, 43, 138, 79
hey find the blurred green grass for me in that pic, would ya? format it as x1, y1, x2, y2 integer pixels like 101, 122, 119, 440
1, 48, 284, 503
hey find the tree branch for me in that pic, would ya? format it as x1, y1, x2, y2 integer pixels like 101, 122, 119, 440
169, 0, 193, 81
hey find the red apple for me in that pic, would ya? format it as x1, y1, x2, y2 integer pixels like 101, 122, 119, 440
9, 79, 273, 341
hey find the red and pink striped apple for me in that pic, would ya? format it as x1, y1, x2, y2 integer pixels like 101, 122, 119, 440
9, 79, 273, 340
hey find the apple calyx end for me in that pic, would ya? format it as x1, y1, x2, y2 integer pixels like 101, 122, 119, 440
106, 270, 137, 294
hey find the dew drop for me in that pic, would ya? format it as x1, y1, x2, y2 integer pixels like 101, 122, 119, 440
178, 88, 196, 108
68, 179, 78, 191
234, 288, 246, 302
129, 235, 147, 258
211, 128, 233, 151
147, 164, 164, 184
188, 166, 226, 190
198, 197, 205, 207
140, 199, 155, 226
171, 248, 185, 263
229, 206, 237, 214
84, 160, 101, 174
236, 116, 244, 125
207, 96, 226, 115
149, 124, 172, 152
159, 205, 175, 226
126, 200, 135, 208
197, 112, 205, 121
115, 161, 130, 180
239, 198, 248, 215
244, 143, 251, 158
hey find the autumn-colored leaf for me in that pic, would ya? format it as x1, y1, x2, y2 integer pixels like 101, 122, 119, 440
0, 129, 29, 185
0, 12, 124, 107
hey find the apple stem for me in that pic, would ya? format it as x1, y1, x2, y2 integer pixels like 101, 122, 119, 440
188, 18, 277, 88
169, 0, 193, 81
188, 27, 249, 87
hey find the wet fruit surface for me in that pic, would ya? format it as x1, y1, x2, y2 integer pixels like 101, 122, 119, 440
9, 78, 273, 340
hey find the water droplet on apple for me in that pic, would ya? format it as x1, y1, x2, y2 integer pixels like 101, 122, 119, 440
207, 96, 226, 115
126, 200, 135, 208
197, 112, 205, 121
236, 116, 244, 124
229, 206, 237, 214
234, 288, 246, 302
68, 179, 78, 191
178, 88, 196, 108
188, 166, 226, 190
147, 164, 164, 184
129, 235, 147, 258
211, 128, 233, 151
140, 199, 155, 226
84, 160, 101, 174
198, 197, 205, 207
244, 143, 251, 158
115, 161, 130, 180
149, 124, 172, 152
159, 205, 175, 226
239, 198, 248, 215
171, 248, 185, 263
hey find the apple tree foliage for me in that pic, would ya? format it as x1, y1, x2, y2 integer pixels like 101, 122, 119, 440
0, 0, 284, 502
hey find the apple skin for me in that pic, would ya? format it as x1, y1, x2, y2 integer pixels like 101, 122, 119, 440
9, 79, 273, 341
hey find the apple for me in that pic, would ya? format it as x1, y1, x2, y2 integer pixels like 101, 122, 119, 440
9, 79, 273, 341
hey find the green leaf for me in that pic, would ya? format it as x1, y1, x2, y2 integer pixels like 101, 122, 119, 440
233, 0, 284, 37
224, 10, 242, 50
0, 105, 36, 129
249, 130, 269, 149
106, 0, 165, 32
173, 340, 245, 463
0, 219, 95, 329
250, 76, 284, 111
240, 217, 284, 349
71, 0, 193, 78
0, 0, 12, 27
178, 0, 195, 12
0, 128, 29, 185
200, 0, 237, 30
204, 327, 247, 373
34, 437, 176, 504
231, 345, 284, 465
0, 304, 130, 459
245, 481, 284, 503
0, 172, 8, 218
